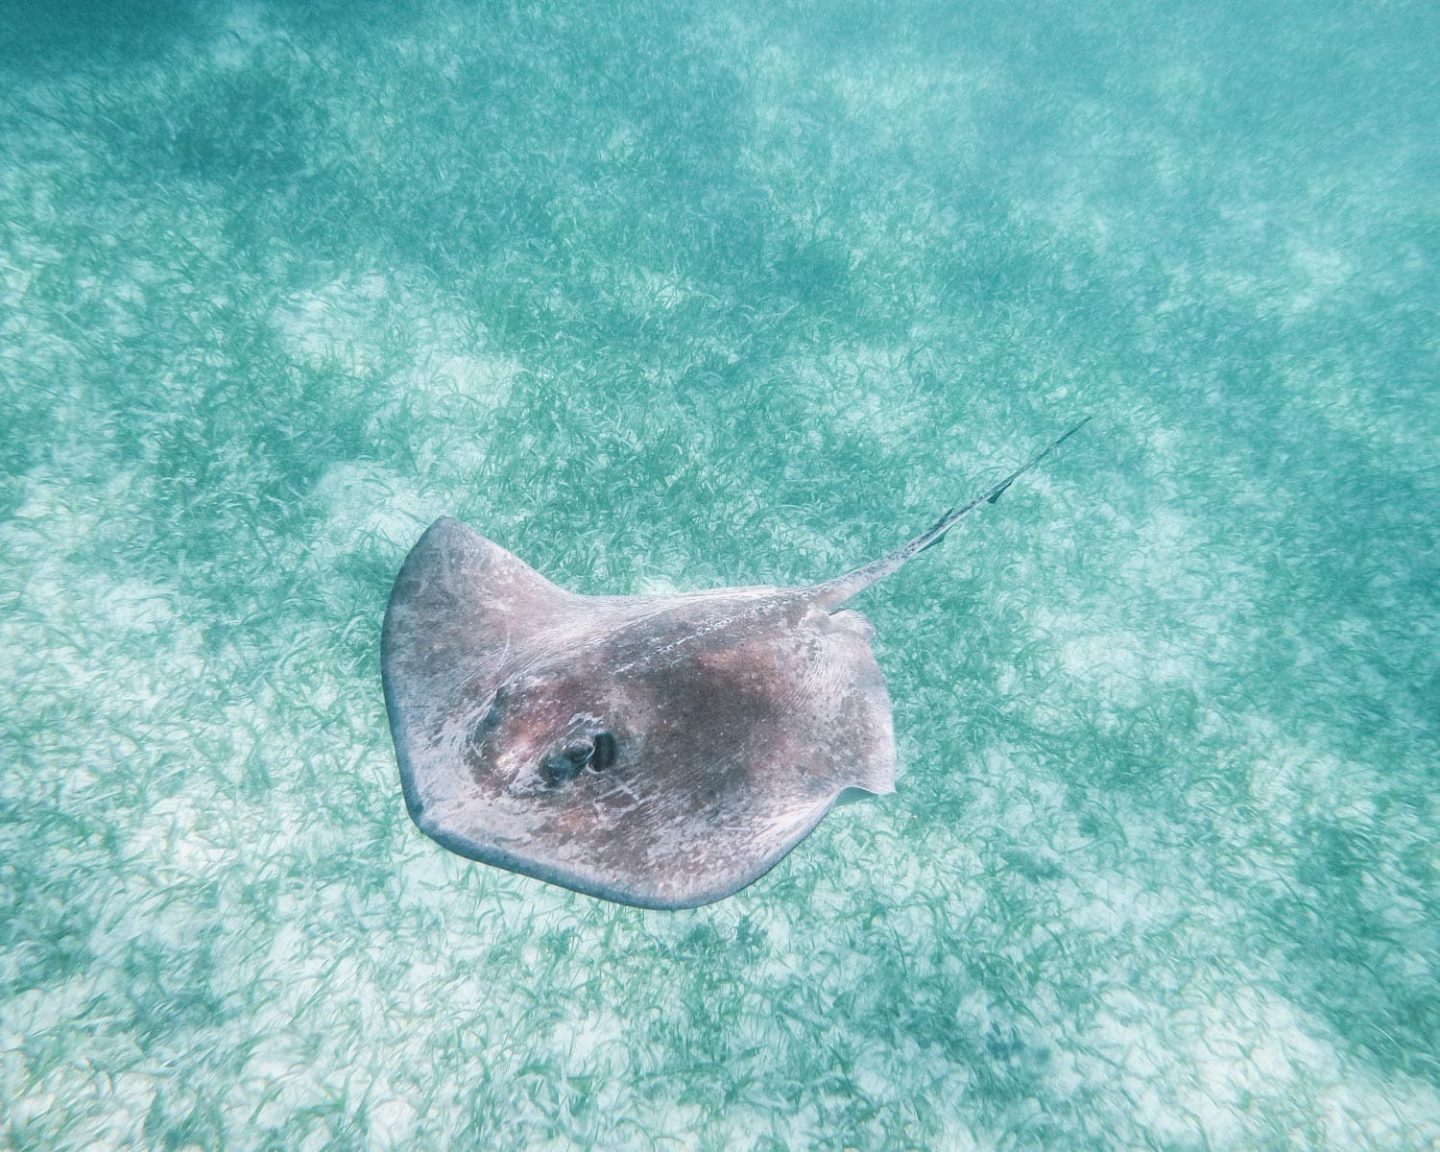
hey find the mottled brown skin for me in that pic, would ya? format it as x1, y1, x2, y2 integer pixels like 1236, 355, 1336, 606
381, 421, 1086, 907
382, 518, 894, 908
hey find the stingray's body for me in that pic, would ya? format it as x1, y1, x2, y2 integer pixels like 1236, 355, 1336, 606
382, 421, 1087, 908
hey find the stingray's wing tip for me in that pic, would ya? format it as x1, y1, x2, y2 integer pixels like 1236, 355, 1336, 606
414, 513, 469, 549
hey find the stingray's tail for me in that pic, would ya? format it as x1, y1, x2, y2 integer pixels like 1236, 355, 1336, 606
813, 417, 1091, 609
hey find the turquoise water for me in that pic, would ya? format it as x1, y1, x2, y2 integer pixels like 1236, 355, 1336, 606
3, 0, 1437, 1147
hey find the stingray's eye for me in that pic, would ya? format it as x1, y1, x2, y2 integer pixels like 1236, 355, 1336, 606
590, 731, 617, 772
539, 732, 618, 783
541, 741, 592, 783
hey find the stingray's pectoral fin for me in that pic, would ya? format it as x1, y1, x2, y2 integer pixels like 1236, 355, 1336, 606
832, 784, 885, 808
382, 518, 574, 826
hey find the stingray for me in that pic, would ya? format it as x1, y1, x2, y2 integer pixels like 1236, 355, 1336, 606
381, 419, 1088, 909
